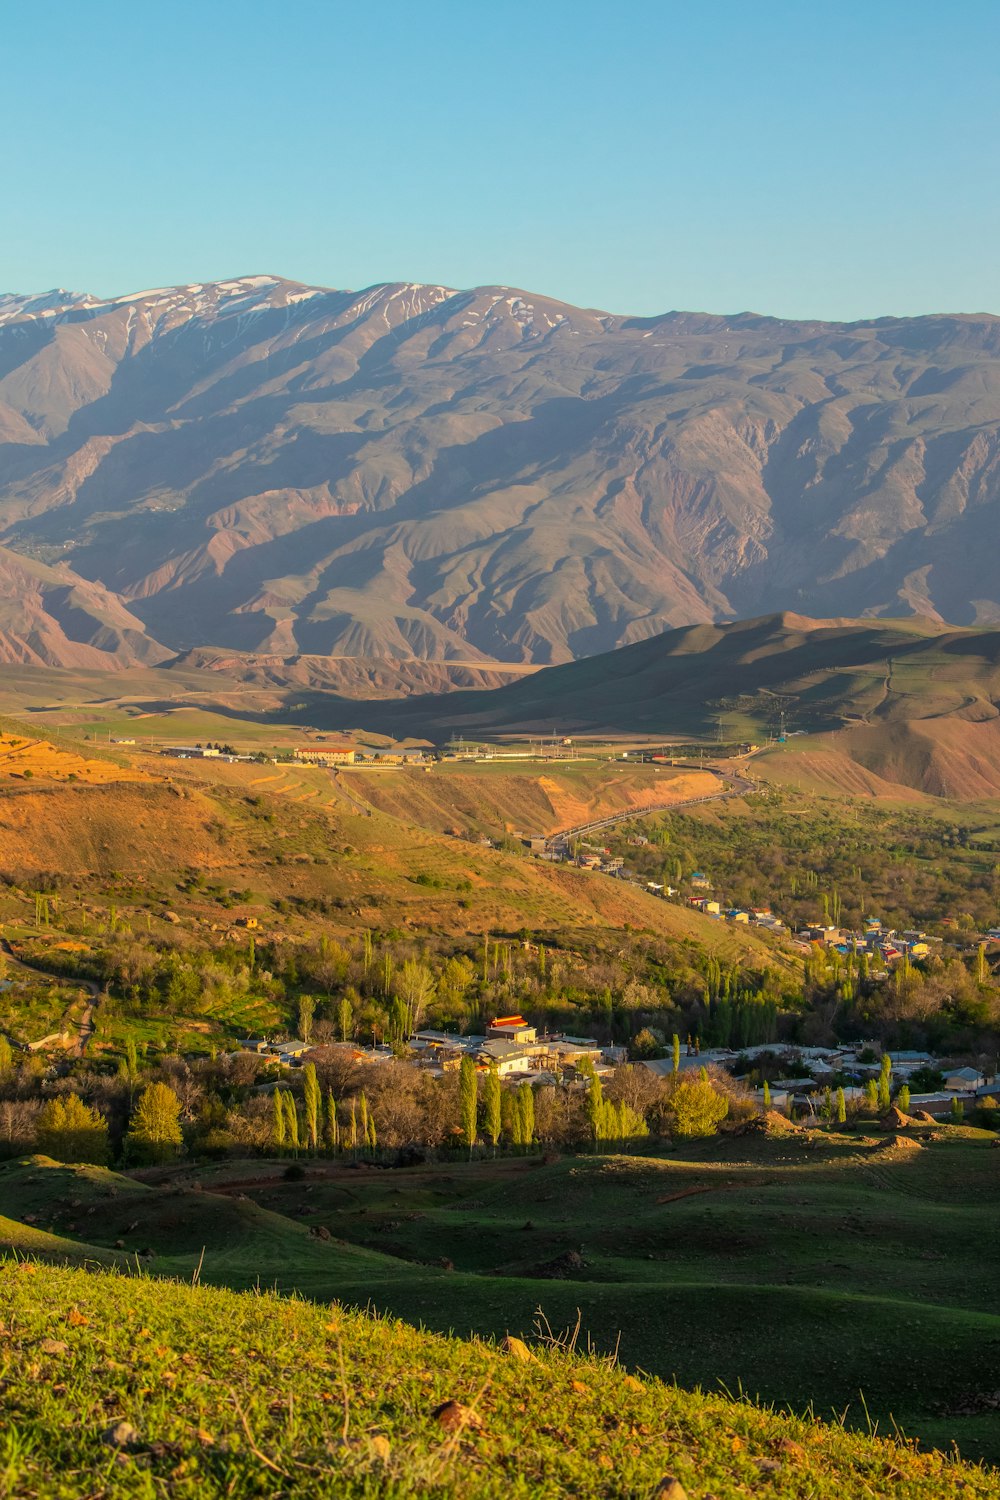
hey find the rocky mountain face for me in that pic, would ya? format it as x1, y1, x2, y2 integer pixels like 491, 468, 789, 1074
1, 275, 999, 673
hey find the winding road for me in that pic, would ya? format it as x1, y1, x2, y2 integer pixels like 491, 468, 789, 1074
543, 765, 755, 851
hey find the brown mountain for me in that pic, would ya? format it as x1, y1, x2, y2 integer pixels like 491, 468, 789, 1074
1, 276, 1000, 674
298, 612, 1000, 800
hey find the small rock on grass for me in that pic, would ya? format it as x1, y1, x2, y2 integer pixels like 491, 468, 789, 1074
102, 1420, 140, 1449
653, 1479, 688, 1500
500, 1335, 538, 1363
432, 1401, 484, 1433
38, 1338, 69, 1356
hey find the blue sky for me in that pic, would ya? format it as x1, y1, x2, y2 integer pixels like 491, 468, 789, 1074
4, 0, 998, 319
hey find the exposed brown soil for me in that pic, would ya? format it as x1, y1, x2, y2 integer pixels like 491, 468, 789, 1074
0, 782, 233, 876
738, 1110, 803, 1137
876, 1134, 922, 1152
881, 1105, 918, 1129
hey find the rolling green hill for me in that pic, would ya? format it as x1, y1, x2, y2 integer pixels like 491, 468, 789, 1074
4, 1125, 999, 1467
4, 1257, 993, 1499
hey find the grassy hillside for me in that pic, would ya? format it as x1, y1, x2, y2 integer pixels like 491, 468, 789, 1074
3, 1126, 999, 1466
1, 1258, 995, 1499
288, 612, 1000, 800
353, 761, 718, 836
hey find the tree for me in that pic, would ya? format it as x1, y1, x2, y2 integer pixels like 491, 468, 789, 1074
459, 1054, 478, 1151
283, 1090, 300, 1152
836, 1086, 847, 1124
762, 1080, 771, 1110
338, 995, 353, 1043
297, 994, 315, 1043
324, 1091, 340, 1153
878, 1054, 892, 1112
272, 1088, 286, 1151
302, 1063, 321, 1150
582, 1059, 604, 1147
897, 1083, 911, 1114
36, 1094, 109, 1164
483, 1063, 501, 1151
517, 1081, 534, 1149
663, 1077, 729, 1139
0, 1034, 12, 1080
864, 1078, 879, 1113
118, 1036, 143, 1108
672, 1033, 681, 1073
128, 1082, 183, 1164
950, 1096, 964, 1122
398, 959, 436, 1034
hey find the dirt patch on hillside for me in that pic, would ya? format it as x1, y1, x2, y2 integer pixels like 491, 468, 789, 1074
359, 764, 720, 837
0, 783, 233, 876
738, 1110, 803, 1137
837, 717, 1000, 802
876, 1134, 922, 1152
881, 1105, 918, 1129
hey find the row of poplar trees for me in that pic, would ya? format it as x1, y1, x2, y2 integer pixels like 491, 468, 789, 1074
271, 1063, 376, 1155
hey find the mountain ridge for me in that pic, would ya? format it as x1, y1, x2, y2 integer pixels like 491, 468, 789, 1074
2, 275, 1000, 673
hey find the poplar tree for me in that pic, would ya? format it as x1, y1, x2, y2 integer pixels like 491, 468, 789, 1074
283, 1091, 300, 1152
302, 1063, 321, 1150
898, 1084, 911, 1114
517, 1081, 534, 1149
324, 1091, 340, 1153
358, 1093, 370, 1153
762, 1080, 771, 1109
272, 1088, 286, 1151
583, 1060, 604, 1147
878, 1054, 892, 1113
483, 1063, 501, 1151
459, 1055, 478, 1151
836, 1086, 847, 1124
672, 1033, 681, 1073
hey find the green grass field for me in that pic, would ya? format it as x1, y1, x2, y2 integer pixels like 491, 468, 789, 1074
3, 1127, 998, 1468
4, 1259, 994, 1500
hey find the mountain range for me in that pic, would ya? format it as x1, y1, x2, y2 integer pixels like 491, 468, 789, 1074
1, 275, 1000, 677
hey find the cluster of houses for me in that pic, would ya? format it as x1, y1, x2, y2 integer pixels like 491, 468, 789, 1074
686, 887, 789, 936
237, 1015, 625, 1087
409, 1015, 625, 1082
642, 1041, 997, 1119
794, 917, 936, 964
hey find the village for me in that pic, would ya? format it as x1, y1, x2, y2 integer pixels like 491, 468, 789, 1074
238, 1014, 997, 1125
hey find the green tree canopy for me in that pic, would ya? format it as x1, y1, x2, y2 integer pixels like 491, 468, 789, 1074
128, 1082, 183, 1164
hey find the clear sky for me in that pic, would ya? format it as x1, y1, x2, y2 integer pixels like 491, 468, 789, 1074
4, 0, 998, 320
